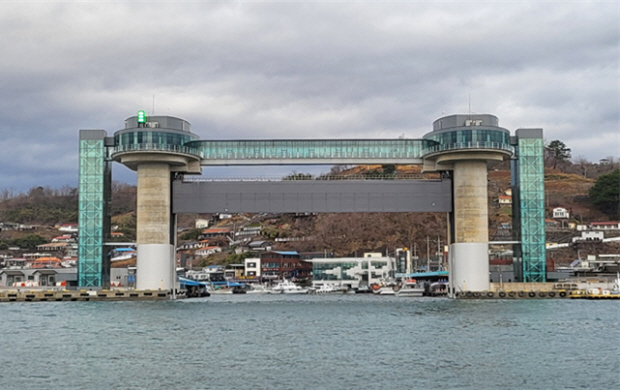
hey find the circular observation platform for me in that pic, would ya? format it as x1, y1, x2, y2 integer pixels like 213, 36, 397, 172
110, 115, 203, 173
421, 114, 514, 168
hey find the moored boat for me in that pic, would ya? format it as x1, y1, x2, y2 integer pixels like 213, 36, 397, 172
272, 280, 308, 294
394, 280, 424, 297
371, 283, 396, 295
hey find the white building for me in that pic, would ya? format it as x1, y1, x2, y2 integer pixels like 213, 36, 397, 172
553, 207, 570, 219
195, 246, 222, 257
58, 224, 78, 233
244, 257, 261, 278
195, 218, 210, 229
590, 221, 620, 231
309, 256, 395, 290
572, 231, 604, 243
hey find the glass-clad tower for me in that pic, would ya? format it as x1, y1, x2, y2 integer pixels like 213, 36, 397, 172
512, 129, 546, 282
78, 130, 112, 287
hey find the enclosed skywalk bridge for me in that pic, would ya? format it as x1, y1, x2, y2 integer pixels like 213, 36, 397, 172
173, 174, 453, 214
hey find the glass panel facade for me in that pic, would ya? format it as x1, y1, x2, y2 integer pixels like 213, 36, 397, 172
313, 262, 358, 281
185, 139, 436, 160
517, 136, 546, 282
78, 133, 111, 287
115, 131, 196, 147
422, 129, 513, 155
112, 131, 203, 158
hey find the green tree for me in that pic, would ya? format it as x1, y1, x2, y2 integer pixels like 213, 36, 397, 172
589, 169, 619, 219
546, 140, 572, 170
11, 234, 48, 249
180, 228, 203, 241
381, 164, 397, 176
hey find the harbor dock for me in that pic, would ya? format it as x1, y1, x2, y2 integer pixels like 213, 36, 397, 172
0, 289, 174, 302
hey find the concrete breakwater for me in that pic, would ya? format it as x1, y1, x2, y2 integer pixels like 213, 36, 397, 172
457, 282, 569, 299
0, 289, 174, 302
458, 290, 570, 299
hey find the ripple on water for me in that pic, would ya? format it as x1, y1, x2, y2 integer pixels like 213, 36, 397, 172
0, 296, 619, 390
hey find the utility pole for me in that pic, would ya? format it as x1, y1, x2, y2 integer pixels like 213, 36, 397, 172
435, 236, 442, 270
426, 236, 431, 272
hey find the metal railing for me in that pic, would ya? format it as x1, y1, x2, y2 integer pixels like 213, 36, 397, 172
421, 142, 514, 156
181, 174, 436, 182
110, 143, 204, 158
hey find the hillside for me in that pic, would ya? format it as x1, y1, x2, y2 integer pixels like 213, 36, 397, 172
1, 166, 617, 265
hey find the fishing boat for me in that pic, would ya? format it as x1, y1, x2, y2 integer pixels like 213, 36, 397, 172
244, 284, 271, 294
272, 280, 308, 294
370, 283, 396, 295
314, 284, 343, 294
394, 280, 424, 297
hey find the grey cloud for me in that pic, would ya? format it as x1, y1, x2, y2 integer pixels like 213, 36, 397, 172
0, 1, 617, 192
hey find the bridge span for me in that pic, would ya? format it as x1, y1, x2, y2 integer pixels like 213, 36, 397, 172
78, 113, 545, 294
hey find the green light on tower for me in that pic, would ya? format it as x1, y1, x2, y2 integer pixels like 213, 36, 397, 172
137, 110, 146, 123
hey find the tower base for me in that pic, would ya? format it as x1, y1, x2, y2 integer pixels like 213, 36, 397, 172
136, 244, 175, 291
449, 242, 489, 293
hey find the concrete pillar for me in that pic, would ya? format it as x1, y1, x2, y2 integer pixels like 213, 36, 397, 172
136, 163, 173, 291
453, 160, 488, 243
452, 160, 490, 292
137, 163, 171, 245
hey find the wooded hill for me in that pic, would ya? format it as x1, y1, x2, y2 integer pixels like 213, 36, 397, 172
0, 164, 618, 260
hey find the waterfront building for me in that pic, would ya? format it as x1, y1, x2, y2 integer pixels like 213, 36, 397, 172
244, 257, 261, 278
0, 267, 77, 288
260, 251, 312, 281
310, 256, 394, 290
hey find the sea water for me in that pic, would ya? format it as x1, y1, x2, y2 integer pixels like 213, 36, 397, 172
0, 294, 618, 390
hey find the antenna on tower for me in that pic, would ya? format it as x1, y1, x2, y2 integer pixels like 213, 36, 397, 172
468, 93, 471, 117
152, 95, 155, 115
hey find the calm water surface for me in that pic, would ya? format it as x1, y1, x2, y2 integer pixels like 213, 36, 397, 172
0, 294, 618, 390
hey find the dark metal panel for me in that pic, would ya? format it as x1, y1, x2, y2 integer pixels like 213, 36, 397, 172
172, 180, 452, 214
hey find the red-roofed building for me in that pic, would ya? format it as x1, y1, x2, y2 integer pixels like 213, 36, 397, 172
498, 195, 512, 205
31, 257, 63, 269
590, 221, 620, 231
201, 227, 232, 238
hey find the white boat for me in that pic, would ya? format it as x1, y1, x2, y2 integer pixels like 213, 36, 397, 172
272, 280, 308, 294
370, 282, 396, 295
612, 272, 620, 295
244, 284, 271, 294
315, 284, 343, 294
395, 281, 425, 297
371, 284, 396, 295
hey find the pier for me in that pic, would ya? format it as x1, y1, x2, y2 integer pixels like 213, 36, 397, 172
0, 289, 175, 302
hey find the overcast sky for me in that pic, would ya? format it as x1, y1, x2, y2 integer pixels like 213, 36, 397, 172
0, 1, 617, 192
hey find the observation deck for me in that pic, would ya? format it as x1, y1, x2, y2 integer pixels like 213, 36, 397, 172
109, 113, 514, 168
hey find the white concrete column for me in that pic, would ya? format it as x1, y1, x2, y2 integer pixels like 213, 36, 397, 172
452, 160, 490, 292
136, 163, 173, 290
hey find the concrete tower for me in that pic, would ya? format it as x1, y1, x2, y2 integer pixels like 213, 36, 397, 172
111, 114, 202, 290
422, 114, 513, 292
